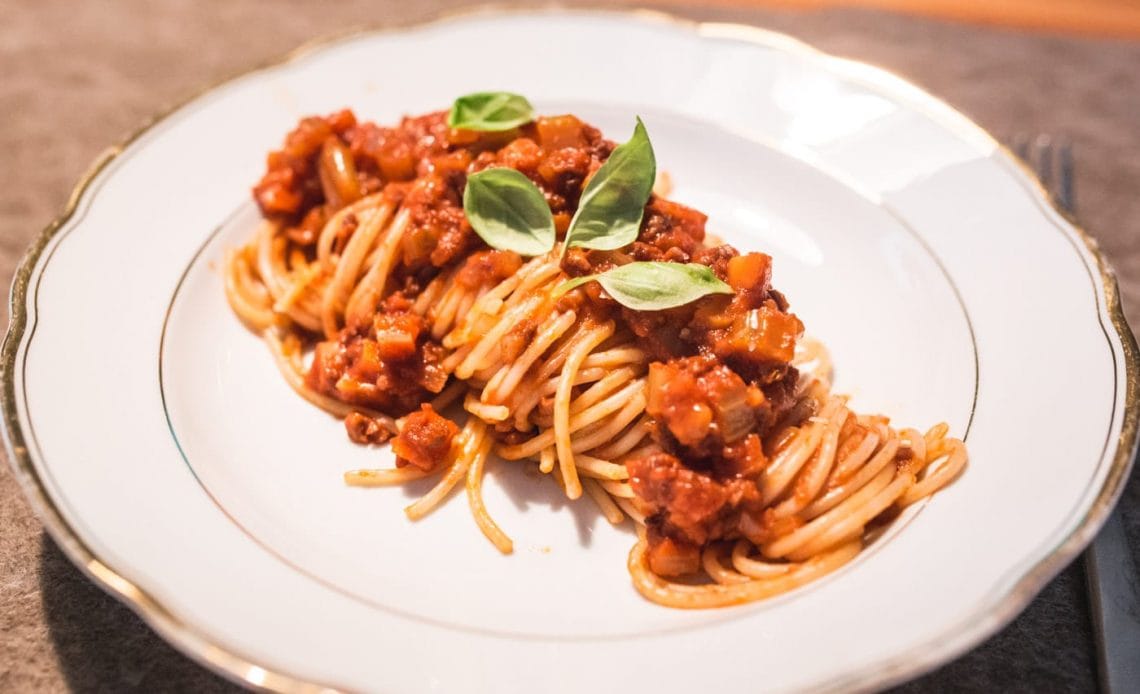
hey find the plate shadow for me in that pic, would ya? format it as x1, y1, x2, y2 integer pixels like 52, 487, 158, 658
38, 532, 240, 693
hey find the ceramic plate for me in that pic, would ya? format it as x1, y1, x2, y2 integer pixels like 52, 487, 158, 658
5, 8, 1137, 693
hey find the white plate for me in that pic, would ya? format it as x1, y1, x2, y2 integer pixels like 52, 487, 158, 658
4, 8, 1137, 693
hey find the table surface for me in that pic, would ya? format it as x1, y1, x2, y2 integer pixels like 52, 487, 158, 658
659, 0, 1140, 39
2, 1, 1138, 692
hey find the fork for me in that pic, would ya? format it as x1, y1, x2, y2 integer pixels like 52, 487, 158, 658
1014, 134, 1140, 694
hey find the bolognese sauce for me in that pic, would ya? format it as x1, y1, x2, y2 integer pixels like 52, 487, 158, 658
230, 102, 965, 604
252, 108, 806, 575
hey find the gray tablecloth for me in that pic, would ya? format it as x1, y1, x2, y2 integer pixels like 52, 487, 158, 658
2, 1, 1138, 691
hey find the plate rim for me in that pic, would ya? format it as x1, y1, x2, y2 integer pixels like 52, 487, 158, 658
3, 5, 1137, 693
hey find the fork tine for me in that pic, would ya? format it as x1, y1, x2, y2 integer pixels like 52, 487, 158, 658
1011, 133, 1031, 162
1058, 140, 1076, 214
1034, 134, 1054, 192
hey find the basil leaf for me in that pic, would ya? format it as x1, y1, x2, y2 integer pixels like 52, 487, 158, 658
563, 117, 656, 255
448, 92, 535, 131
553, 262, 733, 310
463, 168, 555, 256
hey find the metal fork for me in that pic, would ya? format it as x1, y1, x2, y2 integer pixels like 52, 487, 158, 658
1014, 134, 1140, 694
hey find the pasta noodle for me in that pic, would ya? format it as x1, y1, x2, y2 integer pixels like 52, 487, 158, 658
224, 105, 967, 608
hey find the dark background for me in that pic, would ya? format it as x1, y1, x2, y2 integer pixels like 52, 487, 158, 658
2, 2, 1138, 691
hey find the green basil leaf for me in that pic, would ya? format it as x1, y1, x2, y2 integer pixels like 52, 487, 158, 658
563, 117, 656, 255
463, 168, 555, 256
448, 92, 535, 131
552, 262, 733, 310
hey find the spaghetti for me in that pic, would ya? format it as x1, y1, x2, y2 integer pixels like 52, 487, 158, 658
224, 105, 967, 608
